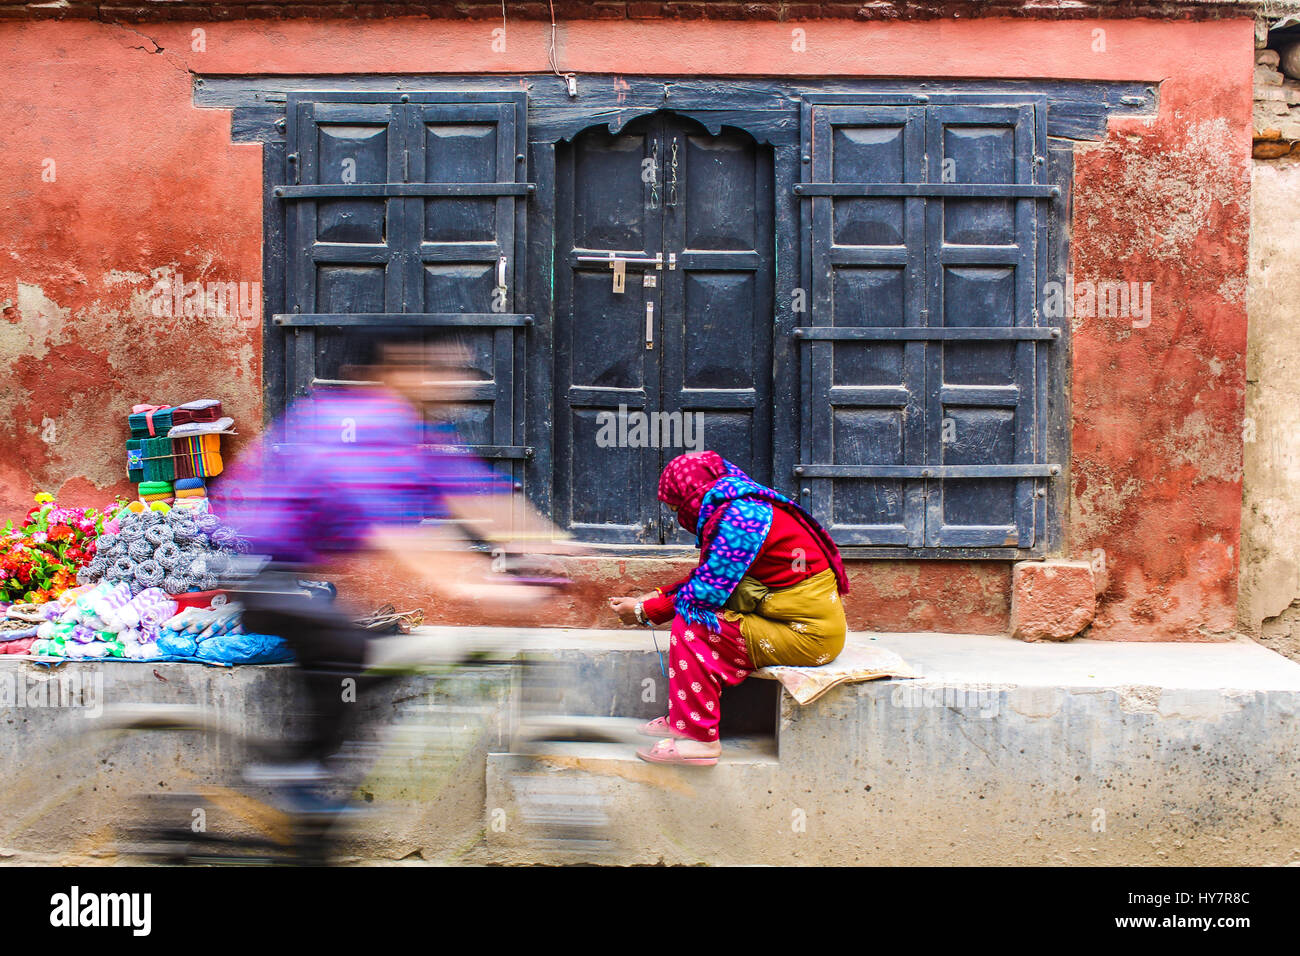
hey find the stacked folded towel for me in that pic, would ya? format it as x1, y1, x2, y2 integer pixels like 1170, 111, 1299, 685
170, 399, 222, 424
138, 480, 174, 504
126, 398, 231, 498
172, 434, 223, 479
173, 477, 207, 501
141, 436, 176, 483
128, 404, 174, 439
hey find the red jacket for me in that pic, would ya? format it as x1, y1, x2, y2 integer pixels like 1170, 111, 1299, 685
641, 507, 831, 624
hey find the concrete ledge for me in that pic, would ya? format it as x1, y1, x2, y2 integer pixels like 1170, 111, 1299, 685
483, 630, 1300, 865
2, 629, 1299, 865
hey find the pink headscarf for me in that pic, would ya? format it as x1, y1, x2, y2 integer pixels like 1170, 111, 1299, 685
657, 451, 730, 532
657, 451, 850, 595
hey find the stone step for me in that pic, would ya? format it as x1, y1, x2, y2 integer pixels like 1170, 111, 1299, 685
482, 721, 779, 864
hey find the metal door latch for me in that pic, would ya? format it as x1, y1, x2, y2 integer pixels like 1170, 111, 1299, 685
645, 301, 654, 350
612, 257, 626, 294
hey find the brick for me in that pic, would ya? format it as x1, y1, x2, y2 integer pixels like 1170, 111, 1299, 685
701, 3, 753, 19
1010, 560, 1096, 642
575, 2, 630, 19
661, 2, 708, 18
811, 3, 860, 17
784, 3, 824, 18
547, 0, 608, 14
1254, 140, 1293, 159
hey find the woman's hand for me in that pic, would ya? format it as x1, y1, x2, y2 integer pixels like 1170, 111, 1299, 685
608, 596, 641, 626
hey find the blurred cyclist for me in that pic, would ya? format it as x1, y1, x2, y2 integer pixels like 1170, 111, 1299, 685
212, 331, 568, 796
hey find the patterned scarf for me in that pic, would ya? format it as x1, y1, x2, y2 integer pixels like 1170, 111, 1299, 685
657, 452, 849, 633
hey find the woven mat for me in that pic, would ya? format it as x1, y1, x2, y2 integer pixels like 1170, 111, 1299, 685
752, 636, 921, 705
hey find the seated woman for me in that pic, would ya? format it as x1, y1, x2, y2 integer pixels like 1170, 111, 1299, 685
609, 451, 850, 766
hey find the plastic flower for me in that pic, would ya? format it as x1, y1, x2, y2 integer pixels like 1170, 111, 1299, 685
0, 493, 106, 602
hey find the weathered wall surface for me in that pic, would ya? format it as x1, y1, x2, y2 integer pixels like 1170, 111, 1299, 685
0, 16, 1253, 639
1069, 81, 1251, 640
1240, 157, 1300, 657
329, 551, 1013, 633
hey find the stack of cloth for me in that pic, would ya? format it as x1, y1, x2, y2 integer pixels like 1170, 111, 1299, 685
138, 480, 173, 504
171, 399, 223, 425
172, 477, 207, 507
0, 603, 44, 655
141, 437, 175, 483
128, 404, 175, 439
24, 581, 292, 665
170, 429, 225, 479
125, 399, 231, 495
29, 580, 178, 660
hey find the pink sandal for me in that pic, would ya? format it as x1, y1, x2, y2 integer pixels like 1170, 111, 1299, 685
636, 738, 720, 766
637, 715, 690, 739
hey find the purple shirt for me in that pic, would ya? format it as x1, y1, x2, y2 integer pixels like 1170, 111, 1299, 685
211, 386, 512, 565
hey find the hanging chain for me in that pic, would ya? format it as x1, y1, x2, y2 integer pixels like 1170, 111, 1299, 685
649, 138, 660, 210
668, 137, 679, 207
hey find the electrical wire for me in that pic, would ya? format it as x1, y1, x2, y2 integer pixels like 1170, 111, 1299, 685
547, 0, 577, 91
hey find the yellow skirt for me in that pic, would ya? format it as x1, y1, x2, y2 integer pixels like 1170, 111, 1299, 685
721, 567, 847, 669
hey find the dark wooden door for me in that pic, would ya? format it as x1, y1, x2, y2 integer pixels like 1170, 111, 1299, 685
555, 113, 774, 545
279, 92, 532, 484
797, 96, 1052, 550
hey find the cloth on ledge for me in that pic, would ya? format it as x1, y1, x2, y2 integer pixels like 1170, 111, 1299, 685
750, 634, 920, 705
